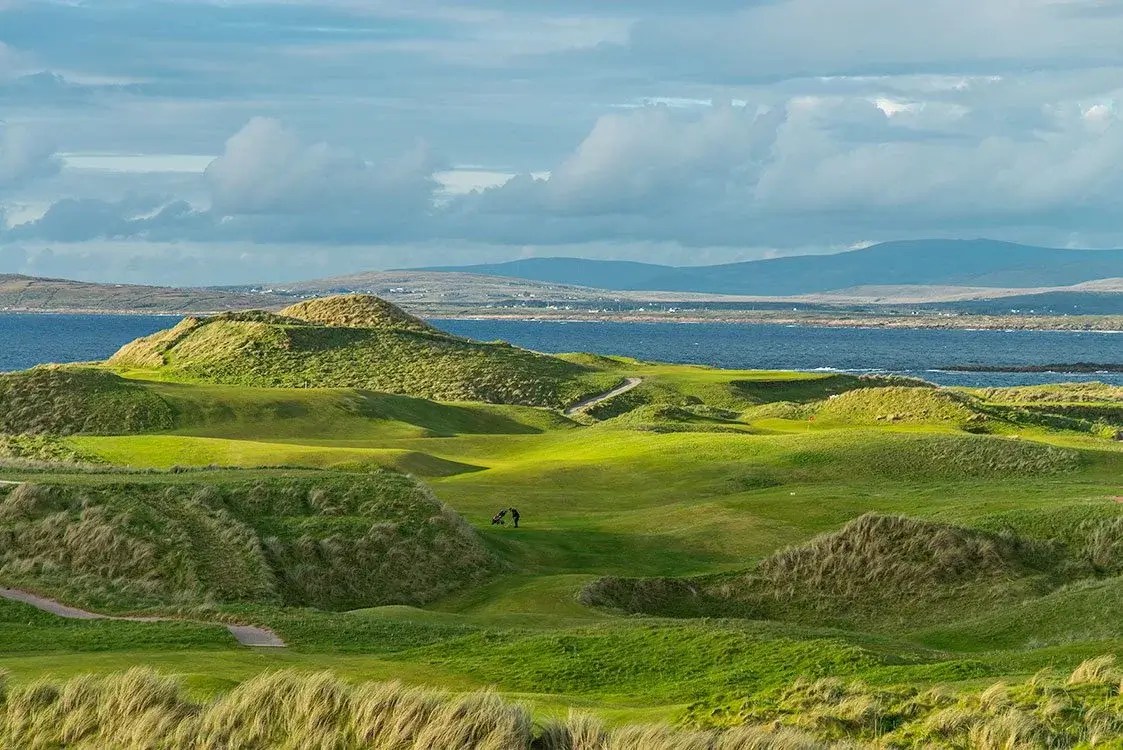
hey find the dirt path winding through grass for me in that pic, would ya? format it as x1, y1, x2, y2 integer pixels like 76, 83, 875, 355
0, 588, 285, 647
565, 377, 643, 416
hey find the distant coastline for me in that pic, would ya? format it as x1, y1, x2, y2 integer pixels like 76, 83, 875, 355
946, 363, 1123, 373
2, 305, 1123, 332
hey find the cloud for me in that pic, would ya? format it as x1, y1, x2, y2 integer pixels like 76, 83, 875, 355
205, 117, 439, 220
10, 0, 1123, 282
0, 124, 60, 190
7, 117, 443, 243
12, 97, 1123, 251
611, 0, 1123, 82
446, 94, 1123, 247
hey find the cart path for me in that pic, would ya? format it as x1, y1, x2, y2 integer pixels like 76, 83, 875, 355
0, 587, 285, 647
565, 377, 643, 416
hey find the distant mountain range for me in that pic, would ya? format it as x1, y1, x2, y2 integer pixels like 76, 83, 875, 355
418, 239, 1123, 296
2, 238, 1123, 320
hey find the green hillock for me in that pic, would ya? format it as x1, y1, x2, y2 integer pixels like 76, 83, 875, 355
732, 373, 933, 405
0, 366, 175, 435
107, 294, 612, 408
813, 386, 983, 426
580, 513, 1080, 630
279, 295, 436, 332
0, 473, 498, 611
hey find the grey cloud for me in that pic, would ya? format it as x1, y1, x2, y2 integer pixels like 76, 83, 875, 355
0, 123, 60, 189
13, 99, 1123, 250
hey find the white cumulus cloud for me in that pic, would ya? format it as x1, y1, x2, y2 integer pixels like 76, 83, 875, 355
204, 117, 439, 219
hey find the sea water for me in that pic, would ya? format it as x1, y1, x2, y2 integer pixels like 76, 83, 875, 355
1, 313, 1121, 388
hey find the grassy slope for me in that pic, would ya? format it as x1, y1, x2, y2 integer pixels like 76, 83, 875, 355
106, 296, 617, 408
4, 364, 1123, 738
0, 473, 498, 612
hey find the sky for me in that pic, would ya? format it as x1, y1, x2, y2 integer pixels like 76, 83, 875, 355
2, 0, 1123, 285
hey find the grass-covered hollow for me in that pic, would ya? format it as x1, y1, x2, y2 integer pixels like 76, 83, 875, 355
107, 294, 616, 408
0, 473, 498, 611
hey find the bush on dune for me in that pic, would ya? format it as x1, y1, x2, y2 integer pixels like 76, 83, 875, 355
0, 473, 498, 611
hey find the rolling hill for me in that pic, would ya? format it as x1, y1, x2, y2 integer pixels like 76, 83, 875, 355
106, 294, 614, 407
0, 273, 292, 313
420, 239, 1123, 295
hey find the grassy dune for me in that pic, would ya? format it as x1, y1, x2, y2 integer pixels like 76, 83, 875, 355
0, 474, 497, 611
107, 295, 616, 408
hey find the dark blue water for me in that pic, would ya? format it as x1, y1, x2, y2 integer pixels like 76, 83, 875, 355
440, 319, 1123, 388
0, 314, 175, 371
1, 313, 1121, 388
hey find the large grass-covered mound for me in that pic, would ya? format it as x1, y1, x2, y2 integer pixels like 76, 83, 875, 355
107, 294, 612, 407
0, 366, 175, 435
579, 513, 1115, 630
813, 386, 983, 426
0, 473, 498, 611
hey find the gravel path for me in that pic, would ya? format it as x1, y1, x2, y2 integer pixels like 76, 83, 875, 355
0, 587, 285, 647
565, 377, 643, 416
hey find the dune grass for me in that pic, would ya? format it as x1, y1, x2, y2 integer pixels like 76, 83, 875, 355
107, 295, 617, 408
0, 473, 498, 612
9, 660, 1123, 748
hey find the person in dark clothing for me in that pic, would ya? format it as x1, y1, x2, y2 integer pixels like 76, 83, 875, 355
509, 507, 520, 528
491, 509, 507, 525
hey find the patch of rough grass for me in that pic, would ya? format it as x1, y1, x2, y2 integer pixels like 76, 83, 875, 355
108, 295, 615, 408
691, 656, 1123, 749
732, 374, 933, 406
0, 668, 830, 749
0, 434, 102, 464
280, 293, 437, 332
596, 404, 745, 433
0, 366, 175, 435
0, 473, 498, 612
580, 514, 1070, 630
974, 382, 1123, 404
813, 386, 982, 426
11, 661, 1123, 748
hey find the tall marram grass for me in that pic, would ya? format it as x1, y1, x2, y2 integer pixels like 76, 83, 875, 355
8, 661, 1123, 748
0, 669, 825, 750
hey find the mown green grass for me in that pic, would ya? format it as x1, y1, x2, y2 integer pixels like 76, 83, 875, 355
4, 361, 1123, 737
0, 597, 234, 653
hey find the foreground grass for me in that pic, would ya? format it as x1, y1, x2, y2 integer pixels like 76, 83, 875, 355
9, 661, 1123, 749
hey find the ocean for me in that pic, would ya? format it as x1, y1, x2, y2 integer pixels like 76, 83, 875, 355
1, 313, 1121, 388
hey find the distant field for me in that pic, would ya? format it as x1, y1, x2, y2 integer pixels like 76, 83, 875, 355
2, 316, 1123, 745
